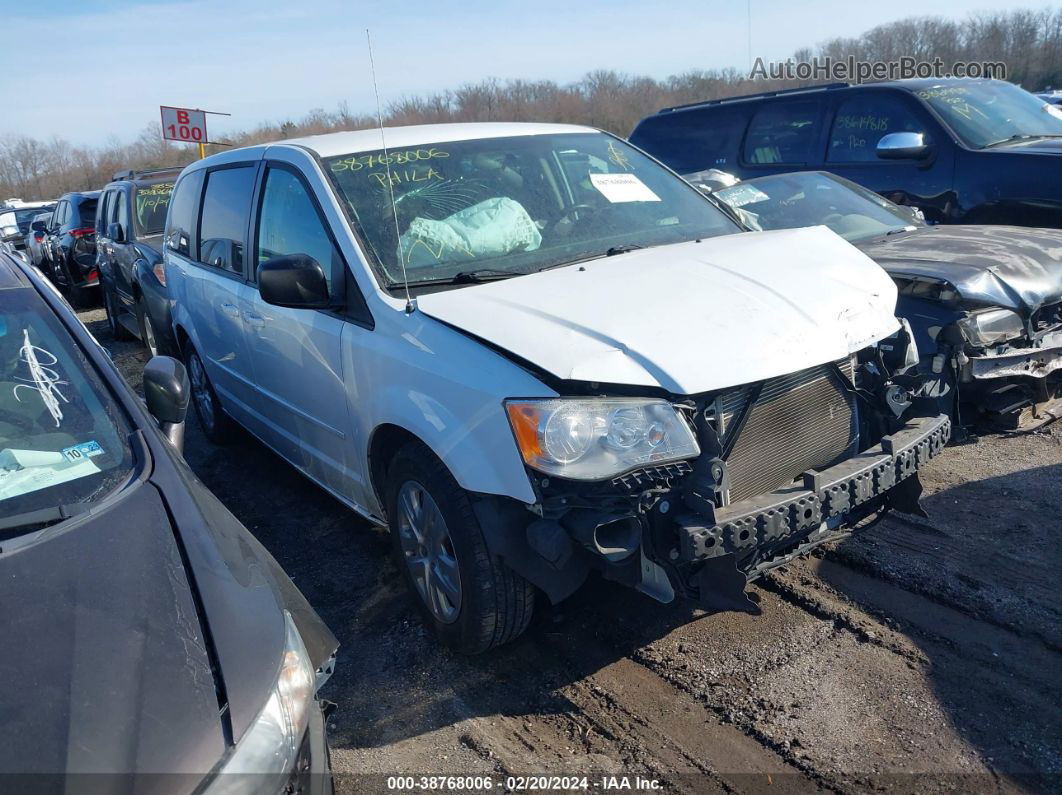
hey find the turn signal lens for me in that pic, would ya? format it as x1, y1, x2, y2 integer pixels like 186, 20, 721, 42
506, 402, 543, 462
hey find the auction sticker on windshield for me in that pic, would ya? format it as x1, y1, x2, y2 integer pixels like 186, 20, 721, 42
589, 172, 661, 203
0, 448, 101, 501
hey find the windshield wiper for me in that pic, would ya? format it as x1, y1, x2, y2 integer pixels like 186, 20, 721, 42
536, 243, 653, 273
396, 269, 518, 288
982, 134, 1062, 149
0, 503, 88, 538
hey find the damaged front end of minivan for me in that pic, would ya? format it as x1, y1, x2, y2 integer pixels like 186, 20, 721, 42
477, 329, 950, 614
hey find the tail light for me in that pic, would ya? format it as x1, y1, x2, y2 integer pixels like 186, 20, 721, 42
70, 227, 95, 238
152, 262, 167, 286
33, 232, 44, 241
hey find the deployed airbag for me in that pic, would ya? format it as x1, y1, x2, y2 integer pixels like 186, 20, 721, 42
400, 197, 541, 267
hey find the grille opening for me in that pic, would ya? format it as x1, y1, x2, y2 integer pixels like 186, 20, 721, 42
721, 361, 856, 504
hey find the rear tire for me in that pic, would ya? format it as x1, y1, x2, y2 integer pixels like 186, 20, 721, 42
62, 260, 95, 309
184, 344, 234, 444
385, 440, 535, 654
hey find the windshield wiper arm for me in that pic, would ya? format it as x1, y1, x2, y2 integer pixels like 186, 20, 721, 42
982, 133, 1062, 149
0, 503, 87, 536
605, 244, 644, 256
536, 243, 653, 273
396, 269, 518, 288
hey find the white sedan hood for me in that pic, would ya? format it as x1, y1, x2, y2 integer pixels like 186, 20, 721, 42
416, 226, 899, 395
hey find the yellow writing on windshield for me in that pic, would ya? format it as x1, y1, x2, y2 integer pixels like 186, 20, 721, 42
917, 86, 988, 121
331, 148, 449, 173
138, 183, 174, 196
369, 167, 443, 188
404, 235, 474, 265
607, 141, 632, 170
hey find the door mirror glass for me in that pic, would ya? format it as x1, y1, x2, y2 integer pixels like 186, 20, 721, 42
143, 356, 190, 451
30, 220, 47, 232
876, 132, 930, 160
107, 222, 125, 243
257, 254, 333, 309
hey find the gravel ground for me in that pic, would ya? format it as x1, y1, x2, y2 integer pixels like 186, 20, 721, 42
82, 305, 1062, 794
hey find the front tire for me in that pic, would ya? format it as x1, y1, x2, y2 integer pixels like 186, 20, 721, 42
137, 297, 163, 357
385, 441, 535, 654
104, 284, 132, 341
184, 344, 234, 444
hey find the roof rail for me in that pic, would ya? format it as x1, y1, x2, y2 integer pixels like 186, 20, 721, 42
659, 82, 851, 114
111, 166, 183, 182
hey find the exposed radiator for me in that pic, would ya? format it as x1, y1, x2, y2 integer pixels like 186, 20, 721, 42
721, 360, 856, 504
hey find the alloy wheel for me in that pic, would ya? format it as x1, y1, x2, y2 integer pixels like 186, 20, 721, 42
142, 313, 158, 357
396, 481, 462, 624
187, 352, 215, 433
105, 290, 120, 336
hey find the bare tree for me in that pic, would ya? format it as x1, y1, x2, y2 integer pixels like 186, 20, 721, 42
4, 7, 1062, 201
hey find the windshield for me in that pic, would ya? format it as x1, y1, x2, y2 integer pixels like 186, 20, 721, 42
0, 287, 134, 533
915, 81, 1062, 148
11, 208, 52, 234
324, 132, 738, 287
714, 172, 919, 242
134, 182, 174, 236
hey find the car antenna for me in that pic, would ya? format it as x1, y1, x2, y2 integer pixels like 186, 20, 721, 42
366, 28, 414, 314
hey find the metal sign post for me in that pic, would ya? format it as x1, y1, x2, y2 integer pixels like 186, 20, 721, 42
159, 106, 232, 158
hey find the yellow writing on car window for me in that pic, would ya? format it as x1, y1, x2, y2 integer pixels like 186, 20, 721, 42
369, 167, 443, 188
835, 115, 891, 132
331, 148, 450, 173
136, 195, 171, 213
138, 183, 174, 196
607, 141, 632, 171
404, 235, 474, 265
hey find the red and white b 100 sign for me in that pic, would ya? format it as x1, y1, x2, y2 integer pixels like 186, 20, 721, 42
160, 106, 207, 143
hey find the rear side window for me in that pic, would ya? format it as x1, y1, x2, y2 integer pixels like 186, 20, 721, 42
256, 167, 341, 291
198, 166, 256, 275
165, 170, 205, 258
828, 94, 928, 162
76, 200, 97, 227
630, 107, 746, 174
743, 101, 821, 165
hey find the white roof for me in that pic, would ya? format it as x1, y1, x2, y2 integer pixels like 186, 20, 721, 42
278, 122, 598, 158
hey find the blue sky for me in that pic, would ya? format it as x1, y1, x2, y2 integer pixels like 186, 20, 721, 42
0, 0, 1025, 146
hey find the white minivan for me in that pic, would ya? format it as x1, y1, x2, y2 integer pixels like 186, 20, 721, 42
164, 123, 950, 653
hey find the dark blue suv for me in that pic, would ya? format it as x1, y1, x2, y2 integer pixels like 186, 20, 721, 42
630, 78, 1062, 228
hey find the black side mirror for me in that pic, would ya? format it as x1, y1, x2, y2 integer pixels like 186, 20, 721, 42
143, 356, 190, 452
257, 254, 333, 309
31, 220, 46, 232
107, 222, 125, 243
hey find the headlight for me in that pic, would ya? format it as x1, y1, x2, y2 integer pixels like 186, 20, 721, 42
505, 398, 699, 480
958, 308, 1024, 346
210, 611, 316, 792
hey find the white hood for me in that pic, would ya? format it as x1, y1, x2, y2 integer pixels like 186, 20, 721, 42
416, 226, 899, 395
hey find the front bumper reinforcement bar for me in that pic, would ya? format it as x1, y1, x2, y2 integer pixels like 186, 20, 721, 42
675, 413, 952, 563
